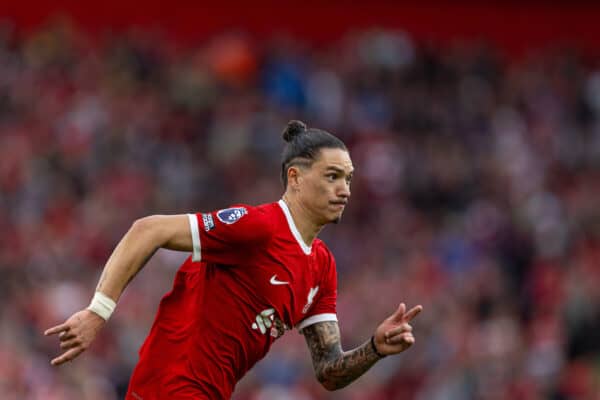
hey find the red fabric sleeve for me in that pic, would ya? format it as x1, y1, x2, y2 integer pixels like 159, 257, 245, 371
191, 204, 273, 265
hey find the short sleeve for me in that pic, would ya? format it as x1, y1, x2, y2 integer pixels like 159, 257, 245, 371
187, 204, 272, 265
297, 249, 338, 332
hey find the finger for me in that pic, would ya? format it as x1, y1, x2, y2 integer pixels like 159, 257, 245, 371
44, 323, 70, 336
50, 347, 84, 366
59, 331, 77, 341
384, 323, 412, 339
390, 303, 406, 322
385, 330, 414, 343
386, 332, 415, 346
402, 305, 423, 322
60, 338, 81, 350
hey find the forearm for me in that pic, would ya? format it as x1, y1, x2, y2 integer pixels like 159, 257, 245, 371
303, 321, 383, 391
95, 218, 163, 301
305, 305, 422, 391
317, 338, 381, 390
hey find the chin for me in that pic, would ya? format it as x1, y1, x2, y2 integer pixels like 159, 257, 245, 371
319, 213, 341, 225
319, 209, 344, 225
331, 212, 344, 224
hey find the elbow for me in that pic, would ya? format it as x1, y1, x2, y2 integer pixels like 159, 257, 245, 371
131, 216, 157, 233
321, 382, 339, 392
316, 371, 344, 391
130, 216, 164, 244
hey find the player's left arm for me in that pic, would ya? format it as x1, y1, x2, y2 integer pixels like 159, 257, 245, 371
302, 303, 422, 391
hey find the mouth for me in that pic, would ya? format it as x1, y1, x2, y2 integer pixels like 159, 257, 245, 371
329, 201, 347, 210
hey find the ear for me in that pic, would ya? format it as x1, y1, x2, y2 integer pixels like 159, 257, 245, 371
287, 166, 302, 191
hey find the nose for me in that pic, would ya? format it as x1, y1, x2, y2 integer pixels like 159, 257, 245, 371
338, 181, 351, 199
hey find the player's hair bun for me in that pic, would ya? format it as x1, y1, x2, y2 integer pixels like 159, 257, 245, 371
282, 120, 308, 142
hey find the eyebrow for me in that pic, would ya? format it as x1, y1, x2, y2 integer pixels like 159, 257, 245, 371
325, 166, 354, 175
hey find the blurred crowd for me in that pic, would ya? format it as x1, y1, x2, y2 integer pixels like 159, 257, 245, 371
1, 21, 600, 399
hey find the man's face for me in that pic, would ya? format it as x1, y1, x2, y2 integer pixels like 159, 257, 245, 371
296, 148, 353, 225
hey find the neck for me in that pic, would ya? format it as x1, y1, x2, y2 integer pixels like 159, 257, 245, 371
282, 194, 324, 246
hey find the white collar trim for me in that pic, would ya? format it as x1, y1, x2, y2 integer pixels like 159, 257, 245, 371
278, 199, 312, 255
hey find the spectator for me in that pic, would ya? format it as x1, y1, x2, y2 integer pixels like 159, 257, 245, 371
1, 23, 599, 399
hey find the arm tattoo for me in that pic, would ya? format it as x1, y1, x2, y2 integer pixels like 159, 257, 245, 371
303, 321, 381, 391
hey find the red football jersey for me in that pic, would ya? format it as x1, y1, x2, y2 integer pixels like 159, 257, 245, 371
126, 200, 338, 399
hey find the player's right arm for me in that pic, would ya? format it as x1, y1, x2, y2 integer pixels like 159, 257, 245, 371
44, 215, 193, 366
94, 215, 193, 300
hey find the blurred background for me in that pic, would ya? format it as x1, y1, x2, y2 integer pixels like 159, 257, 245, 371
1, 1, 600, 399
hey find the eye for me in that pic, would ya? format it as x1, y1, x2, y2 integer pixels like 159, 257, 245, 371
326, 173, 337, 182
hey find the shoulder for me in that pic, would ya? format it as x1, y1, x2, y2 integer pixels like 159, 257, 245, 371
214, 203, 272, 223
313, 239, 337, 268
246, 202, 284, 224
313, 238, 331, 255
247, 201, 291, 229
211, 202, 277, 243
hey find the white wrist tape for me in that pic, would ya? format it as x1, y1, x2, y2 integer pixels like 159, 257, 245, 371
87, 292, 117, 321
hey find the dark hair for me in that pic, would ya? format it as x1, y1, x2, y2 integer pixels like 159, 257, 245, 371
280, 120, 347, 188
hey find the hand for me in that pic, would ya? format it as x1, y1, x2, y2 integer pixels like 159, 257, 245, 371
373, 303, 423, 356
44, 309, 106, 366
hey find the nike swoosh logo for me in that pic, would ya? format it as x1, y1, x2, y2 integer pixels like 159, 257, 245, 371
270, 275, 289, 285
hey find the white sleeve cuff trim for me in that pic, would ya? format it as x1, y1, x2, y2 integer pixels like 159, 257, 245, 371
296, 313, 338, 332
187, 214, 201, 262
